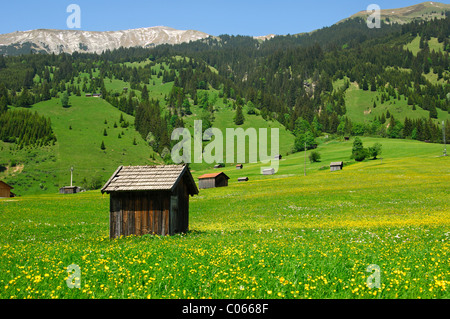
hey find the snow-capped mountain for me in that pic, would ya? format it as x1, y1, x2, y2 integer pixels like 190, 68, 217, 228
0, 26, 210, 55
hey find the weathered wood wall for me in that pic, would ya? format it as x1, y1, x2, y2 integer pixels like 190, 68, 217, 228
198, 178, 216, 189
0, 187, 10, 198
170, 176, 190, 235
110, 191, 171, 239
199, 175, 228, 189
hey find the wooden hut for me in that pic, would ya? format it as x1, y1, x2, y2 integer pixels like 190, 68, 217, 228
101, 165, 198, 238
236, 164, 243, 170
0, 181, 14, 198
262, 168, 275, 175
330, 162, 344, 172
198, 172, 229, 189
238, 177, 249, 182
59, 186, 81, 194
274, 155, 282, 160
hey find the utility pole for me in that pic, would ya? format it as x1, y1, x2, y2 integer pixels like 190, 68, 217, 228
443, 121, 447, 157
70, 167, 74, 187
304, 142, 307, 176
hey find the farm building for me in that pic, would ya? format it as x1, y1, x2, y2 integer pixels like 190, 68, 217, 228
198, 172, 230, 189
101, 165, 198, 238
59, 186, 81, 194
262, 168, 275, 175
236, 164, 243, 170
274, 155, 282, 160
238, 177, 249, 182
330, 162, 344, 172
0, 181, 14, 198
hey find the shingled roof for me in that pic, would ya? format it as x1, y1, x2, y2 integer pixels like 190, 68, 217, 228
101, 165, 198, 195
330, 162, 344, 166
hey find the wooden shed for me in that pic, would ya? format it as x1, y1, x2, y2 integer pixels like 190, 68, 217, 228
198, 172, 229, 189
330, 162, 344, 172
236, 164, 243, 170
59, 186, 81, 194
0, 181, 14, 198
262, 168, 275, 175
238, 177, 249, 182
101, 165, 198, 238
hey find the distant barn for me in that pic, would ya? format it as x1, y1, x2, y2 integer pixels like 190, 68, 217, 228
198, 172, 230, 189
238, 177, 249, 182
274, 155, 282, 160
262, 168, 275, 175
236, 164, 243, 170
59, 186, 81, 194
0, 181, 14, 198
330, 162, 344, 172
101, 165, 198, 238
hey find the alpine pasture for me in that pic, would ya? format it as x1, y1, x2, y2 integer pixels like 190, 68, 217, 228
1, 138, 449, 299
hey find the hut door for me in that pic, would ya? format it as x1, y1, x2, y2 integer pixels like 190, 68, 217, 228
170, 195, 178, 235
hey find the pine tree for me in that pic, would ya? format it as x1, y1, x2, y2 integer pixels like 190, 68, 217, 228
234, 105, 245, 125
100, 141, 106, 150
141, 85, 149, 102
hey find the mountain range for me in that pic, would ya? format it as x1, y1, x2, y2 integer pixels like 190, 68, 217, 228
1, 2, 448, 56
0, 26, 210, 55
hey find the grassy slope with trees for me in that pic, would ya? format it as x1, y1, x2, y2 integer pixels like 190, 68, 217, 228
0, 14, 449, 195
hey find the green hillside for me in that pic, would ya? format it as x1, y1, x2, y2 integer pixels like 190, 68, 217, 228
1, 137, 448, 299
0, 96, 160, 194
0, 10, 449, 196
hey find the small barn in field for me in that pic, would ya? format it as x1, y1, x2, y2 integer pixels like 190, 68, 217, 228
262, 168, 275, 175
101, 165, 198, 238
59, 186, 81, 194
0, 181, 14, 198
198, 172, 230, 189
236, 164, 243, 170
330, 162, 344, 172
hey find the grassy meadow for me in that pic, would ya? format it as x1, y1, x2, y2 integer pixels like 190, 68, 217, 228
0, 96, 161, 195
0, 137, 449, 299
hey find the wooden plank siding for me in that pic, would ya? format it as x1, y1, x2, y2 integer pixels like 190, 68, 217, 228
0, 181, 13, 198
109, 191, 176, 238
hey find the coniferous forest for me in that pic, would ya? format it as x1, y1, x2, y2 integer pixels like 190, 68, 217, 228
0, 15, 449, 153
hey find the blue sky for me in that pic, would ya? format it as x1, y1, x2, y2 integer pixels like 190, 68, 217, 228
0, 1, 448, 36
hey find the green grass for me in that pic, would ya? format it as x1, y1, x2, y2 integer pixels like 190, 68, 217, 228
344, 82, 449, 124
0, 96, 159, 195
404, 36, 445, 56
183, 94, 295, 172
0, 137, 449, 299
